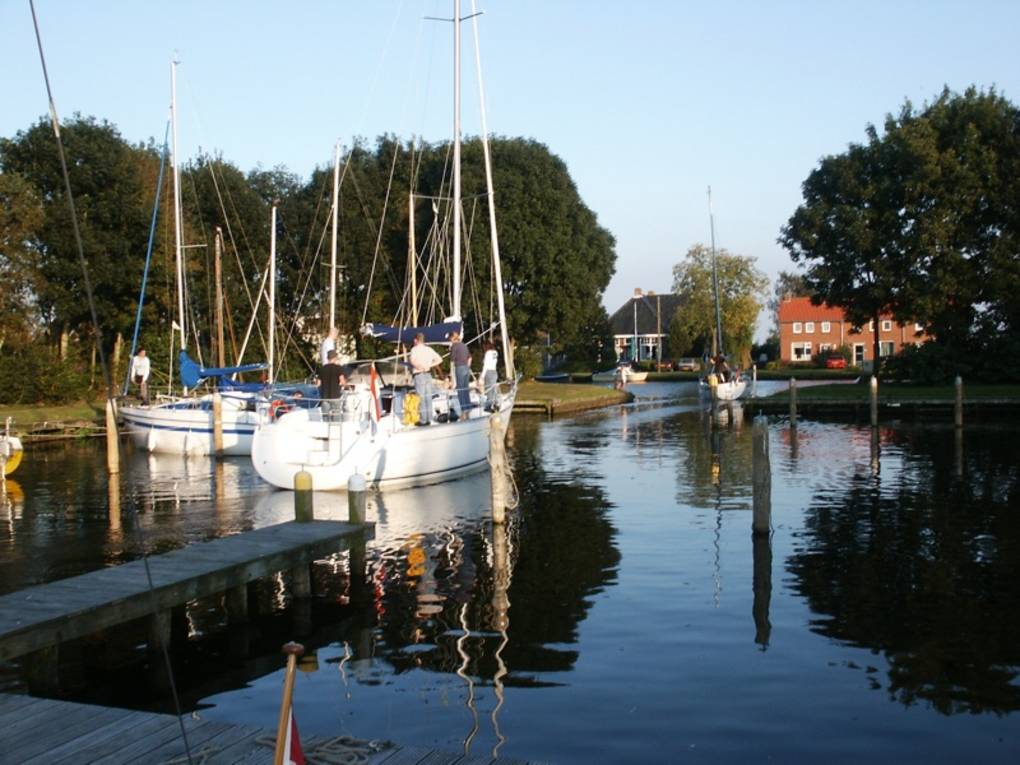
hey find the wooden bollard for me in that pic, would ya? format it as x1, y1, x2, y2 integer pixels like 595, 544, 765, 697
273, 642, 305, 765
347, 473, 367, 524
869, 375, 879, 427
489, 413, 507, 524
212, 391, 224, 454
105, 398, 120, 475
751, 415, 771, 536
788, 377, 797, 429
293, 470, 313, 522
954, 376, 963, 428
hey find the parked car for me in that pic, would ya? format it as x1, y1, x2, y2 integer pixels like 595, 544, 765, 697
824, 355, 848, 369
674, 357, 699, 371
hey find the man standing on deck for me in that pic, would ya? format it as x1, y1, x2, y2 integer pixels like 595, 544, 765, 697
319, 349, 346, 420
409, 332, 443, 426
131, 348, 151, 404
320, 327, 339, 366
449, 329, 472, 418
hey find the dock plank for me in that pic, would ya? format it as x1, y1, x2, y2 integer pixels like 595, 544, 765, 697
4, 702, 130, 761
0, 520, 373, 661
33, 712, 180, 765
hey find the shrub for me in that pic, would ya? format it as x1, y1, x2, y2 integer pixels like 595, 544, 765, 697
0, 345, 91, 404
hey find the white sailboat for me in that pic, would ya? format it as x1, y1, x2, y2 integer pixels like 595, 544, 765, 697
120, 60, 275, 456
701, 186, 746, 401
251, 1, 517, 491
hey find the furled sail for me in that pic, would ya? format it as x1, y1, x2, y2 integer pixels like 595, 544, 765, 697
360, 321, 462, 345
178, 351, 268, 389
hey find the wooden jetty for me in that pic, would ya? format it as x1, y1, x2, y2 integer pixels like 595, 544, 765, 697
0, 521, 373, 674
0, 693, 547, 764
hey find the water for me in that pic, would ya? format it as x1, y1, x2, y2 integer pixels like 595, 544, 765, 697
2, 381, 1018, 763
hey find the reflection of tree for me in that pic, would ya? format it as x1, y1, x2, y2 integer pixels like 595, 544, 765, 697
788, 426, 1020, 714
674, 407, 753, 510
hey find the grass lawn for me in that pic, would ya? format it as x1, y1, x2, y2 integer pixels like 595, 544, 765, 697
0, 400, 106, 427
518, 381, 628, 402
764, 380, 1020, 401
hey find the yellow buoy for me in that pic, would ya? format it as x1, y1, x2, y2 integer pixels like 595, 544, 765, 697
1, 435, 23, 477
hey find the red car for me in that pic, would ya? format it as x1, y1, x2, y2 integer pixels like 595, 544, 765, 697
824, 355, 848, 369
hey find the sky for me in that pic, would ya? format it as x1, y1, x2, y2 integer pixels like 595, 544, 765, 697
3, 1, 1019, 340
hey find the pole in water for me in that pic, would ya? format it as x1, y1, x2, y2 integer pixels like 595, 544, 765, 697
489, 413, 507, 524
788, 377, 797, 429
293, 470, 313, 522
105, 399, 120, 475
212, 391, 224, 455
870, 375, 879, 428
752, 415, 771, 536
954, 376, 963, 429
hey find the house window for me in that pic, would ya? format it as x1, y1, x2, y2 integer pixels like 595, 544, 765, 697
882, 320, 892, 332
854, 344, 866, 365
821, 321, 831, 333
805, 322, 815, 333
819, 343, 833, 353
791, 342, 812, 361
879, 341, 895, 357
792, 322, 803, 334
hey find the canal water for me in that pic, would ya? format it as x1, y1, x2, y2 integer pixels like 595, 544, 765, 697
1, 381, 1018, 763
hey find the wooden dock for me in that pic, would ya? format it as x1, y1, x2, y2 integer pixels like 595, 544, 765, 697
0, 520, 373, 666
0, 693, 546, 764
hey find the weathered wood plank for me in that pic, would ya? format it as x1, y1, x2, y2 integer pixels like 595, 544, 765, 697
375, 745, 435, 765
5, 702, 130, 761
34, 711, 179, 765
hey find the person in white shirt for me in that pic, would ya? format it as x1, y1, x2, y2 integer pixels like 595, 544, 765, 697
481, 342, 499, 411
131, 348, 151, 404
320, 327, 339, 366
409, 332, 443, 425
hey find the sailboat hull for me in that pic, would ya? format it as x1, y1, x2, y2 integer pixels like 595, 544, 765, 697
251, 390, 516, 491
120, 395, 261, 456
699, 378, 747, 401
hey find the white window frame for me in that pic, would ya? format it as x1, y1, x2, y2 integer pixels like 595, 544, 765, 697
819, 343, 834, 353
853, 343, 866, 365
914, 322, 924, 333
792, 322, 803, 335
791, 341, 812, 361
879, 341, 895, 357
805, 321, 815, 333
881, 320, 892, 332
821, 321, 831, 333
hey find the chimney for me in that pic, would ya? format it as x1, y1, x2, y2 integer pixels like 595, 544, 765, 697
633, 288, 643, 298
647, 290, 656, 296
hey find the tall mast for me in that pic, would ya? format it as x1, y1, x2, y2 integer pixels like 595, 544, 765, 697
708, 186, 724, 357
452, 0, 462, 320
269, 202, 277, 384
170, 58, 186, 353
329, 140, 340, 330
469, 2, 513, 375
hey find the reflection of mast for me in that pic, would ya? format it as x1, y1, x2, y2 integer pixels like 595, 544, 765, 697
490, 516, 511, 758
711, 425, 722, 608
455, 603, 480, 755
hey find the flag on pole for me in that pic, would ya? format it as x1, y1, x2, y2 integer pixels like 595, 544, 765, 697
369, 363, 382, 422
283, 708, 306, 765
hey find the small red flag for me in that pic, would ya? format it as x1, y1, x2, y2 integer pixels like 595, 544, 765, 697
284, 709, 305, 765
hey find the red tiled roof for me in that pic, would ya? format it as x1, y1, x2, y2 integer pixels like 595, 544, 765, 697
778, 297, 846, 323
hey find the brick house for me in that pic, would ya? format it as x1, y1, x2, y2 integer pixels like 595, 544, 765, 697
777, 296, 927, 367
608, 289, 684, 363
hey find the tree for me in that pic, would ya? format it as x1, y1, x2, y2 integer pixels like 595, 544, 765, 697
0, 171, 43, 350
766, 270, 809, 344
669, 244, 768, 366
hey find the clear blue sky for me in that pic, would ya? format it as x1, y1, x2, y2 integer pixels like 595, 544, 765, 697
4, 1, 1018, 339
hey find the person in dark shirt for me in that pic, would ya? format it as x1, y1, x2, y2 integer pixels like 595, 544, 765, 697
319, 349, 347, 420
449, 330, 472, 417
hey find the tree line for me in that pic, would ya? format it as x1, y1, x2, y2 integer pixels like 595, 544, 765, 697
0, 116, 618, 402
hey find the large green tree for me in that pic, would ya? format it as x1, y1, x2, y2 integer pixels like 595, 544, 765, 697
0, 171, 43, 350
669, 244, 768, 365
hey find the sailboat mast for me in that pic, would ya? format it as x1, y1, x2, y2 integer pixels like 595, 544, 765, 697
269, 202, 277, 384
708, 186, 724, 357
329, 140, 340, 330
452, 0, 462, 321
170, 59, 186, 353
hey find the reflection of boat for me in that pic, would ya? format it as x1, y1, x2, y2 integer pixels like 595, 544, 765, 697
251, 3, 518, 491
1, 418, 24, 477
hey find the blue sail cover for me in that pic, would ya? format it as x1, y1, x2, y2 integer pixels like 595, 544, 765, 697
178, 351, 268, 389
361, 321, 462, 345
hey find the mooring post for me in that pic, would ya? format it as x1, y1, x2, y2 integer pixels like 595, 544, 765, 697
293, 470, 313, 522
489, 413, 507, 524
347, 473, 367, 525
954, 375, 963, 429
870, 375, 879, 428
212, 391, 224, 454
105, 398, 119, 475
788, 377, 797, 429
752, 415, 771, 537
347, 474, 369, 605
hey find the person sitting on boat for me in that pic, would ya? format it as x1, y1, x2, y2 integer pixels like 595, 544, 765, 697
481, 342, 499, 411
410, 332, 443, 426
130, 348, 151, 404
713, 354, 731, 383
318, 349, 347, 420
448, 329, 472, 419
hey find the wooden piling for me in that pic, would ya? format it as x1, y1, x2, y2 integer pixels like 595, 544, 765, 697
293, 470, 313, 522
751, 416, 771, 536
347, 474, 368, 606
752, 534, 772, 648
788, 377, 797, 429
212, 391, 224, 455
870, 375, 879, 427
104, 398, 119, 475
347, 474, 367, 525
489, 413, 507, 524
148, 609, 171, 654
954, 376, 963, 428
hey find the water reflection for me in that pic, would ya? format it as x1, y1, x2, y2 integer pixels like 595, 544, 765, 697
787, 425, 1020, 714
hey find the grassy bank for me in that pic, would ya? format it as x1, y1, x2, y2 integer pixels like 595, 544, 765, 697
0, 400, 105, 428
516, 381, 631, 415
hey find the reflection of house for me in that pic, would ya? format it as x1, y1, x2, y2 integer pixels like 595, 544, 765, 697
608, 289, 683, 362
778, 297, 928, 366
